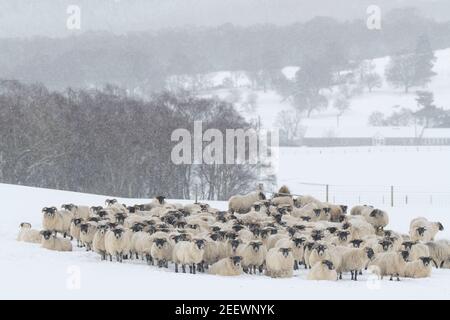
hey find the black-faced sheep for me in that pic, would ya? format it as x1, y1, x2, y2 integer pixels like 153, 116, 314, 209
209, 256, 243, 276
40, 230, 72, 252
307, 260, 338, 281
17, 223, 41, 244
265, 247, 294, 278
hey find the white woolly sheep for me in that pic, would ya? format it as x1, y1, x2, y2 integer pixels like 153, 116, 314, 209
42, 207, 73, 237
340, 247, 375, 281
80, 222, 98, 251
93, 225, 108, 260
173, 239, 206, 274
228, 191, 266, 214
425, 240, 450, 268
70, 218, 83, 247
63, 204, 91, 220
402, 241, 430, 261
209, 256, 243, 276
410, 217, 444, 242
40, 230, 72, 252
151, 238, 173, 268
105, 228, 127, 262
402, 257, 433, 278
307, 260, 338, 281
17, 223, 41, 244
369, 250, 409, 281
241, 241, 267, 274
265, 247, 294, 278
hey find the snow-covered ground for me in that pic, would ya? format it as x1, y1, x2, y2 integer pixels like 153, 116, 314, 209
2, 144, 450, 301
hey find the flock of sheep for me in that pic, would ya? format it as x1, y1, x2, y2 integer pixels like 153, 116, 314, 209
17, 186, 450, 281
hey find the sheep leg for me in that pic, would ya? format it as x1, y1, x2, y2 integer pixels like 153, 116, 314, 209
175, 263, 179, 273
182, 265, 186, 273
351, 271, 354, 280
253, 265, 257, 274
164, 260, 168, 268
259, 265, 264, 274
354, 270, 358, 281
390, 275, 393, 281
192, 264, 196, 274
359, 270, 363, 275
294, 261, 299, 270
109, 254, 113, 262
396, 274, 400, 281
339, 273, 342, 280
189, 265, 193, 274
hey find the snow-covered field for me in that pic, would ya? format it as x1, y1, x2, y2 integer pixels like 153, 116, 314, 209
2, 146, 450, 300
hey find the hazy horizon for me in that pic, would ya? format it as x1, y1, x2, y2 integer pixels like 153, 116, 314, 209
1, 0, 449, 39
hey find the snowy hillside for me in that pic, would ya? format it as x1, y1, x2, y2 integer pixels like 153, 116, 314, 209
2, 182, 450, 300
197, 48, 450, 130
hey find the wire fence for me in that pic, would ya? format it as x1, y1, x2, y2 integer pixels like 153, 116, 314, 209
269, 182, 450, 208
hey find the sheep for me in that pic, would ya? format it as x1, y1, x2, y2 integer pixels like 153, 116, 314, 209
402, 241, 430, 261
209, 256, 243, 276
442, 259, 450, 269
17, 223, 41, 244
265, 247, 294, 278
228, 191, 266, 214
105, 228, 127, 262
267, 233, 289, 250
202, 235, 221, 269
295, 195, 322, 208
344, 216, 375, 239
151, 238, 173, 268
410, 217, 444, 242
361, 209, 389, 233
340, 247, 375, 281
226, 239, 244, 257
425, 240, 450, 268
132, 230, 154, 264
350, 205, 373, 216
93, 225, 109, 260
276, 237, 306, 270
80, 222, 98, 251
62, 204, 91, 220
40, 230, 72, 252
240, 241, 267, 274
70, 218, 83, 247
42, 207, 72, 237
307, 260, 338, 281
402, 257, 433, 278
173, 239, 206, 274
369, 250, 409, 281
271, 196, 294, 208
323, 203, 348, 222
308, 243, 328, 269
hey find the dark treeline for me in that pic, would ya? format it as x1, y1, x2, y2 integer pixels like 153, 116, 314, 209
1, 8, 450, 91
0, 80, 269, 199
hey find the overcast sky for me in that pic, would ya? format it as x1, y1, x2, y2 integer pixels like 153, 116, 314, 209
0, 0, 449, 38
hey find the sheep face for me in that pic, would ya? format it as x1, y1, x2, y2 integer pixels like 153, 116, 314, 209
369, 209, 381, 217
326, 227, 338, 234
97, 225, 108, 235
337, 231, 350, 241
437, 222, 444, 231
80, 224, 91, 234
105, 199, 118, 206
350, 239, 364, 248
322, 260, 335, 270
366, 248, 375, 260
131, 224, 144, 232
231, 256, 242, 267
253, 204, 261, 211
88, 217, 100, 223
194, 239, 206, 250
112, 229, 124, 240
340, 205, 348, 214
315, 244, 327, 257
20, 222, 32, 229
249, 241, 262, 253
416, 227, 427, 236
258, 192, 266, 201
379, 240, 393, 252
293, 237, 306, 248
43, 207, 57, 217
115, 213, 126, 224
279, 248, 292, 258
40, 230, 53, 240
97, 210, 109, 218
402, 241, 414, 250
232, 224, 244, 232
401, 250, 410, 261
419, 257, 433, 267
311, 230, 324, 241
313, 209, 322, 217
342, 222, 351, 230
72, 218, 82, 226
188, 224, 199, 231
154, 238, 167, 249
301, 216, 311, 222
107, 222, 118, 230
229, 240, 241, 252
156, 196, 166, 204
62, 204, 76, 211
323, 208, 331, 214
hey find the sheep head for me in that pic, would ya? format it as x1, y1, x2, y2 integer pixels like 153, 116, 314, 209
156, 196, 166, 204
40, 230, 53, 240
154, 238, 167, 249
337, 230, 350, 241
419, 257, 433, 267
366, 248, 375, 260
340, 205, 348, 213
279, 247, 292, 258
326, 227, 338, 234
437, 222, 444, 231
322, 260, 335, 270
249, 241, 262, 252
350, 239, 364, 248
230, 256, 242, 267
313, 209, 322, 217
416, 227, 427, 236
378, 239, 393, 252
401, 250, 410, 261
20, 222, 32, 229
193, 239, 206, 250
